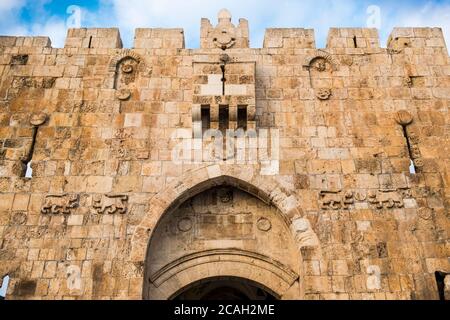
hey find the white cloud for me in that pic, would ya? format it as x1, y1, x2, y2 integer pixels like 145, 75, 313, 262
0, 0, 449, 50
384, 2, 450, 49
29, 18, 68, 48
99, 0, 368, 48
0, 0, 25, 12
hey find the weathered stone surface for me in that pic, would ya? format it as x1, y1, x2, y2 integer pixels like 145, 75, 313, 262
0, 10, 448, 301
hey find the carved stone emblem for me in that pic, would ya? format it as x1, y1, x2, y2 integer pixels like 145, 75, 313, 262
11, 211, 27, 225
30, 113, 48, 126
316, 88, 332, 100
395, 110, 413, 126
257, 217, 272, 232
92, 194, 128, 214
311, 58, 327, 72
121, 63, 134, 74
41, 194, 79, 214
218, 188, 233, 203
115, 89, 131, 101
177, 217, 193, 232
212, 9, 237, 50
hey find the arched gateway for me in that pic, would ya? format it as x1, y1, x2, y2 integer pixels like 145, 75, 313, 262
130, 165, 320, 300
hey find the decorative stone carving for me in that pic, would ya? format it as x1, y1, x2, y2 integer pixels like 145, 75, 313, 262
320, 190, 352, 210
309, 57, 328, 72
177, 217, 193, 232
115, 57, 139, 90
320, 188, 413, 210
11, 211, 27, 225
92, 194, 128, 214
257, 217, 272, 232
340, 55, 353, 66
10, 54, 28, 65
417, 208, 434, 221
212, 9, 237, 50
108, 50, 151, 75
30, 113, 48, 126
403, 77, 413, 88
218, 188, 233, 203
11, 76, 55, 89
41, 194, 79, 214
368, 189, 404, 209
303, 50, 339, 71
316, 88, 332, 100
115, 89, 131, 101
109, 50, 151, 100
291, 218, 320, 249
395, 110, 413, 126
219, 53, 231, 64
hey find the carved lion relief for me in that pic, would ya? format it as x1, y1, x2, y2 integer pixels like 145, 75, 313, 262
41, 194, 79, 214
92, 194, 128, 214
319, 188, 414, 210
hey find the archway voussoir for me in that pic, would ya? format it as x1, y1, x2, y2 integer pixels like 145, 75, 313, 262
206, 164, 222, 179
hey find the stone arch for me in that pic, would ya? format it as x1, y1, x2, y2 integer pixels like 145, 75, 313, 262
146, 249, 300, 300
108, 49, 146, 73
171, 276, 279, 300
129, 163, 320, 263
106, 49, 152, 90
303, 49, 339, 71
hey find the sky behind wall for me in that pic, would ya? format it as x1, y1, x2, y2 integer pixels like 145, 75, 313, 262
0, 1, 449, 49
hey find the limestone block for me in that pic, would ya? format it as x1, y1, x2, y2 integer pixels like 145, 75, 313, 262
134, 28, 185, 49
264, 28, 315, 49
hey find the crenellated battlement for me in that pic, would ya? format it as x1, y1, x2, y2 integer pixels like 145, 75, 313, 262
0, 36, 51, 48
64, 28, 123, 49
0, 16, 448, 55
134, 28, 185, 49
0, 9, 449, 301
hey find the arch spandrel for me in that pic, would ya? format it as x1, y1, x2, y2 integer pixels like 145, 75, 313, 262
134, 165, 321, 300
129, 165, 320, 265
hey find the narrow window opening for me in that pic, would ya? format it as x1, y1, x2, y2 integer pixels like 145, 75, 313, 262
201, 105, 211, 133
219, 105, 229, 136
401, 124, 417, 174
435, 271, 448, 301
219, 105, 229, 160
88, 36, 93, 48
0, 275, 10, 300
237, 106, 247, 131
352, 36, 358, 48
22, 126, 38, 178
220, 64, 226, 95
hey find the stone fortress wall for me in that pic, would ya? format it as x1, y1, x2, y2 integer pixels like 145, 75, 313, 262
0, 9, 449, 299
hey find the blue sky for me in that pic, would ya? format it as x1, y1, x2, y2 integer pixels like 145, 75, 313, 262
0, 0, 449, 49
